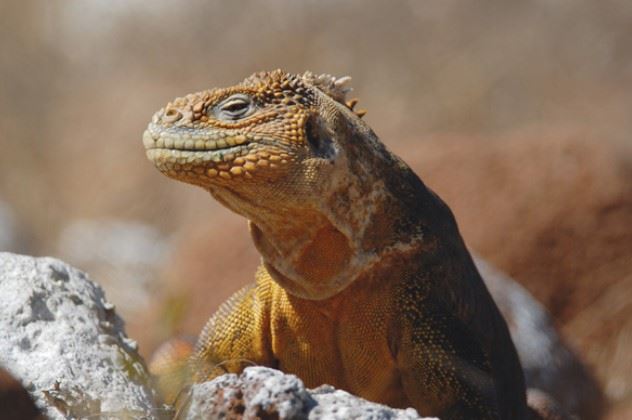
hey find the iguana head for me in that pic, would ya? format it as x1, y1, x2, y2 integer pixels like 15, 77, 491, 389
144, 70, 423, 300
143, 69, 364, 199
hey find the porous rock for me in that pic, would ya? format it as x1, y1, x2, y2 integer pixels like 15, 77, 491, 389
309, 385, 426, 420
0, 252, 157, 419
180, 367, 433, 420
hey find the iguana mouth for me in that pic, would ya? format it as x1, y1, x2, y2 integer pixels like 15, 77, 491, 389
144, 126, 293, 182
142, 126, 251, 152
145, 145, 253, 162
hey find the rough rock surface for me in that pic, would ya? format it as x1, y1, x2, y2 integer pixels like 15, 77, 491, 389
309, 386, 427, 420
180, 367, 432, 420
0, 252, 156, 419
0, 253, 434, 419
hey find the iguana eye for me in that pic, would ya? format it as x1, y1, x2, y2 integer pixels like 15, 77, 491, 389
213, 94, 254, 120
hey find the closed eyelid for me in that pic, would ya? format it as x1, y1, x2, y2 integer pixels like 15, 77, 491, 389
212, 94, 255, 120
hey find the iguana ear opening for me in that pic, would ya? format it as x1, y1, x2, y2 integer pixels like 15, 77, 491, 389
305, 115, 337, 161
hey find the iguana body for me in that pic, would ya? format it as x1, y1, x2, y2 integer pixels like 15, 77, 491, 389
143, 70, 529, 419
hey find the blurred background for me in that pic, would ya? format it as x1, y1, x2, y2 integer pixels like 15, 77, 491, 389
0, 1, 630, 417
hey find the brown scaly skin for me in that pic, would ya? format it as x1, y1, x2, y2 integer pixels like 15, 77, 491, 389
143, 70, 529, 419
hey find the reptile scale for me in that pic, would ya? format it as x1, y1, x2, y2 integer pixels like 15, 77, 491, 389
143, 70, 533, 419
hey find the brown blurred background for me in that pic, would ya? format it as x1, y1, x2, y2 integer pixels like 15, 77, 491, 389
1, 1, 630, 417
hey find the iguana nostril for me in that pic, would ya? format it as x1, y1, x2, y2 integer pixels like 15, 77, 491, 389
163, 107, 182, 123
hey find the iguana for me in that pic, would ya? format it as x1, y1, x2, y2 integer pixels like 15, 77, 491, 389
143, 70, 530, 419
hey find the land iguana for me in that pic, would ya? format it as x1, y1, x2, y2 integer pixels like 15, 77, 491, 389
143, 70, 539, 419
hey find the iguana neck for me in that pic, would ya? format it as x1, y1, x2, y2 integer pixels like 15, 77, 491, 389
232, 125, 452, 301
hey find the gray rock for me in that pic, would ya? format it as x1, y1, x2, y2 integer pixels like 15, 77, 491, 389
181, 367, 314, 419
475, 256, 604, 419
180, 366, 433, 420
310, 386, 427, 420
0, 200, 19, 252
56, 219, 170, 317
0, 252, 157, 419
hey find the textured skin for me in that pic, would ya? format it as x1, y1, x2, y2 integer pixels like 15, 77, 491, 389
144, 70, 529, 419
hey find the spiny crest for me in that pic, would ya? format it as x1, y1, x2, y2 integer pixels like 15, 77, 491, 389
241, 69, 366, 118
241, 69, 304, 92
300, 71, 352, 103
300, 71, 367, 118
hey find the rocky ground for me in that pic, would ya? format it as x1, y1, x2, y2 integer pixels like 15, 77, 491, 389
0, 253, 155, 418
0, 248, 607, 419
0, 252, 435, 419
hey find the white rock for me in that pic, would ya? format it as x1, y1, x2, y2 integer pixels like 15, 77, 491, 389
0, 252, 157, 419
310, 386, 429, 419
181, 366, 435, 420
183, 367, 313, 419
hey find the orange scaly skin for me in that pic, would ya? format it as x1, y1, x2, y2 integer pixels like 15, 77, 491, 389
143, 70, 529, 419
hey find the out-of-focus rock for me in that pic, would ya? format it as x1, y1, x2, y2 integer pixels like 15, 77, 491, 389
605, 397, 632, 420
476, 257, 604, 420
0, 200, 16, 250
0, 366, 42, 420
526, 388, 570, 420
404, 129, 631, 323
0, 252, 157, 419
0, 199, 22, 252
179, 366, 431, 420
567, 272, 632, 404
56, 219, 170, 317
